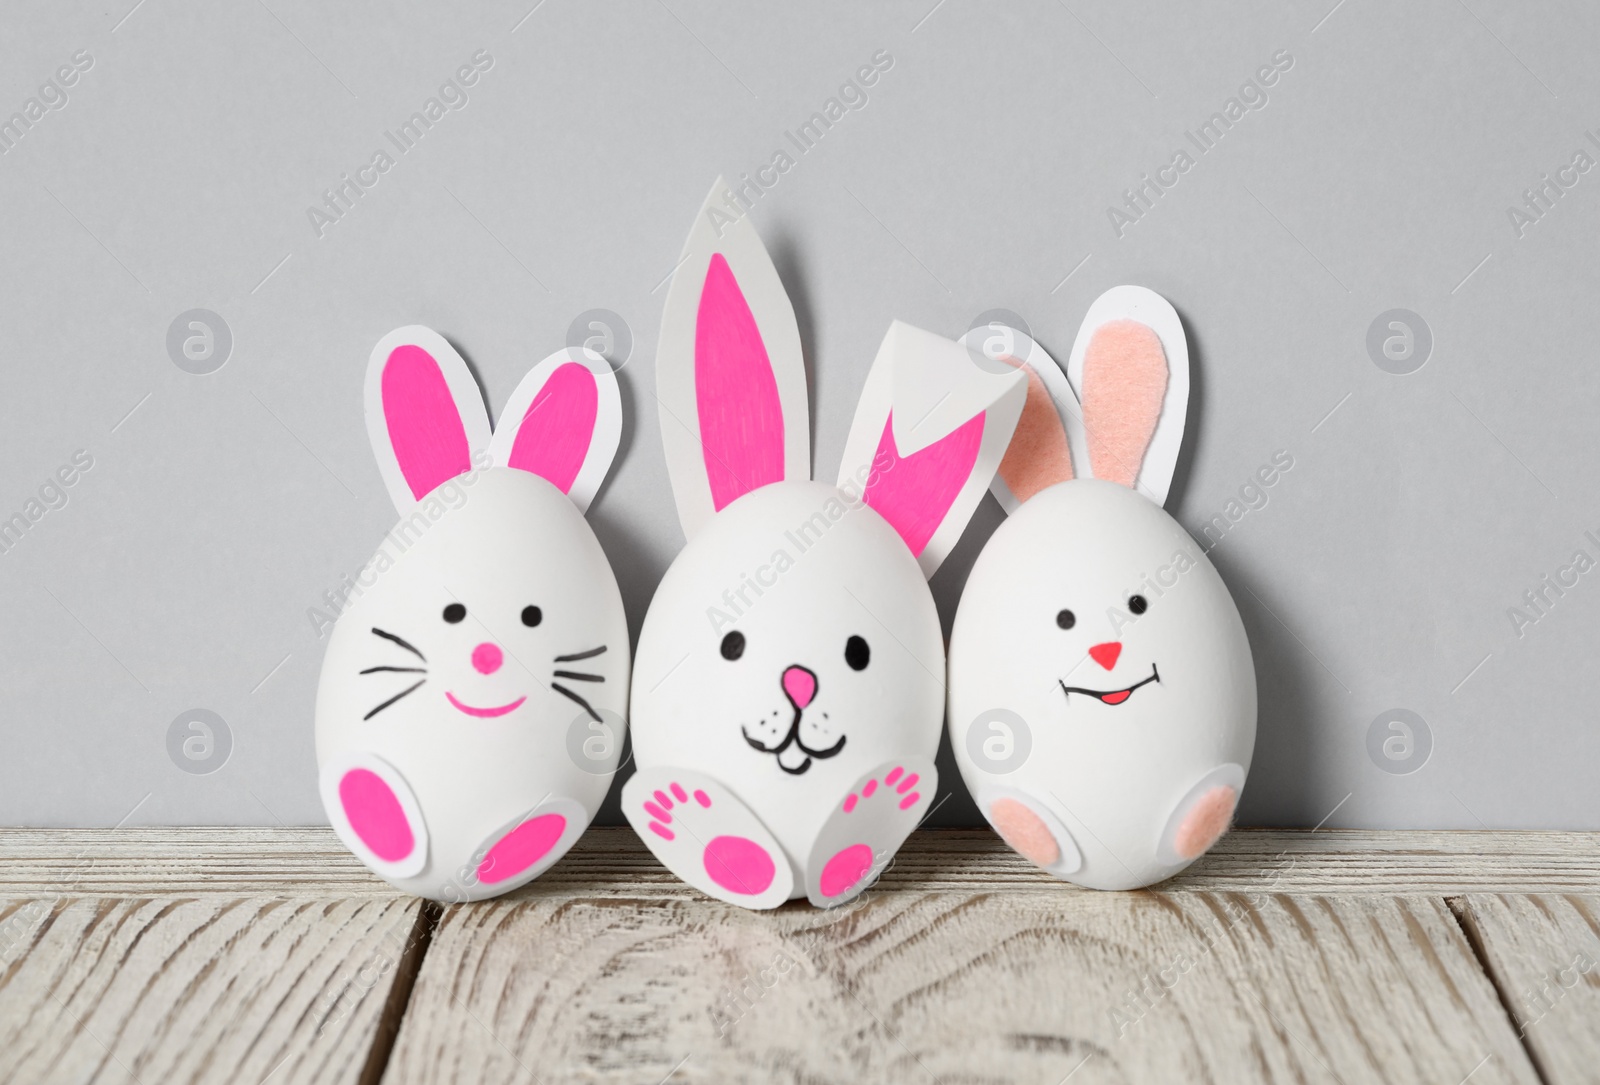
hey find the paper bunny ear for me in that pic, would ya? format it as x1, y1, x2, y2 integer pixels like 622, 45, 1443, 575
366, 326, 493, 513
961, 325, 1086, 515
656, 177, 809, 540
488, 349, 621, 513
1067, 285, 1190, 506
837, 321, 1027, 578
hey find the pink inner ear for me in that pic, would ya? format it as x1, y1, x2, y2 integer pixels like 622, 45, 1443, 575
863, 411, 985, 558
696, 252, 786, 510
383, 344, 473, 501
505, 362, 598, 495
1082, 320, 1167, 488
997, 360, 1073, 502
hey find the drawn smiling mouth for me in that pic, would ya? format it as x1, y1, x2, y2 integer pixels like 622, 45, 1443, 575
444, 692, 527, 718
1059, 664, 1161, 706
741, 721, 846, 776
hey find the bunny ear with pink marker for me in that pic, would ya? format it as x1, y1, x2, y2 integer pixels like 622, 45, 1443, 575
836, 321, 1027, 579
366, 325, 494, 515
655, 176, 810, 542
488, 348, 621, 513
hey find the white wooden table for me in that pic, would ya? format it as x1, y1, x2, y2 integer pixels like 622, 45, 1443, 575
0, 828, 1595, 1084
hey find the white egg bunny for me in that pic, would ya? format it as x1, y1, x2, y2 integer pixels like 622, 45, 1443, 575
949, 286, 1257, 891
624, 179, 1026, 909
316, 327, 628, 902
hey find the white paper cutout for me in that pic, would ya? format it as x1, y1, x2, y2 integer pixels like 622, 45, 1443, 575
1064, 285, 1190, 508
365, 325, 493, 517
487, 347, 622, 513
960, 326, 1087, 517
655, 176, 809, 541
319, 750, 430, 881
622, 766, 795, 910
976, 785, 1083, 875
1156, 762, 1245, 866
804, 755, 936, 908
470, 795, 589, 892
837, 320, 1027, 578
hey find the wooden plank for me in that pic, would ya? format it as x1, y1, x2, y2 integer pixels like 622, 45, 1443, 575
0, 895, 425, 1085
387, 890, 1538, 1085
1454, 894, 1600, 1085
0, 828, 1596, 897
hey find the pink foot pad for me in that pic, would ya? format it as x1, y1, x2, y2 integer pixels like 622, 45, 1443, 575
978, 789, 1081, 876
818, 843, 874, 898
1159, 763, 1246, 866
804, 756, 936, 908
704, 835, 777, 896
477, 813, 567, 885
623, 767, 792, 909
989, 797, 1059, 868
341, 770, 414, 862
469, 797, 587, 897
319, 752, 428, 880
1173, 786, 1237, 860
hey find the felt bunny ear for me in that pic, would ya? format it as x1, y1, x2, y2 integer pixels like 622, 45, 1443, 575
837, 321, 1027, 578
1066, 285, 1190, 506
656, 177, 809, 541
488, 348, 621, 513
961, 326, 1086, 515
366, 326, 493, 514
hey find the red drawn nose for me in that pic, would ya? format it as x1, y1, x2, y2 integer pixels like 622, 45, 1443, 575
471, 642, 503, 675
782, 665, 817, 710
1088, 642, 1122, 670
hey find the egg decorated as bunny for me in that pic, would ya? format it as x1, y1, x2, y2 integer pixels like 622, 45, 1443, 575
623, 179, 1027, 909
316, 327, 628, 902
949, 287, 1256, 891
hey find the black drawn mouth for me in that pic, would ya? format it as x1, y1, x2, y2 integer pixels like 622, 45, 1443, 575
741, 717, 846, 775
1059, 664, 1161, 707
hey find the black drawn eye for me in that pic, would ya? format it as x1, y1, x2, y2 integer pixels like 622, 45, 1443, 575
1056, 609, 1076, 630
1128, 595, 1149, 615
443, 603, 466, 623
845, 635, 870, 671
720, 631, 745, 661
521, 605, 542, 627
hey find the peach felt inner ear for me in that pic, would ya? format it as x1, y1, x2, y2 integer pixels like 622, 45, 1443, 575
1082, 319, 1167, 488
996, 360, 1073, 502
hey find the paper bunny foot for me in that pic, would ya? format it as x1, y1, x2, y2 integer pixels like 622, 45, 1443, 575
978, 787, 1082, 876
804, 757, 936, 908
1158, 763, 1245, 864
471, 796, 587, 893
320, 752, 429, 880
623, 768, 793, 909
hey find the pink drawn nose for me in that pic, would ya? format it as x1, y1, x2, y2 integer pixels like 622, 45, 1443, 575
472, 642, 503, 675
782, 665, 817, 710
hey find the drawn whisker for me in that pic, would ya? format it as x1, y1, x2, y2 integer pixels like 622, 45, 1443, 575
554, 645, 606, 662
372, 627, 426, 662
365, 679, 425, 720
360, 665, 427, 675
552, 670, 604, 683
551, 682, 601, 722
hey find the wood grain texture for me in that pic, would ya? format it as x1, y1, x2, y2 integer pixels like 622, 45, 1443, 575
387, 890, 1538, 1085
1454, 894, 1600, 1085
1, 827, 1596, 897
0, 895, 423, 1085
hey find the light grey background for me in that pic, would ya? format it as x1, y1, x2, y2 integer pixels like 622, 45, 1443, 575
1, 0, 1595, 830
